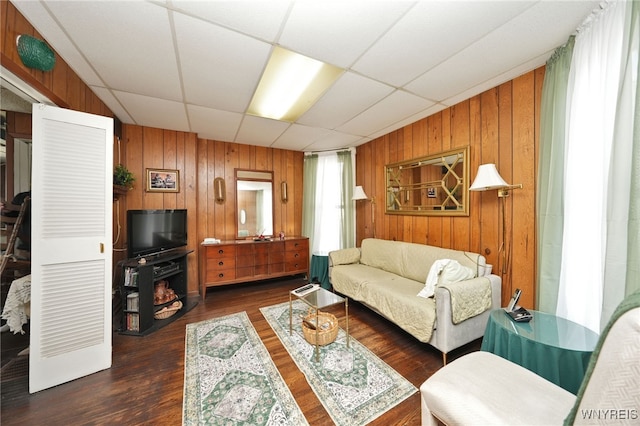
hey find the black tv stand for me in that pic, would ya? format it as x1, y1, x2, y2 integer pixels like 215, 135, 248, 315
118, 249, 197, 336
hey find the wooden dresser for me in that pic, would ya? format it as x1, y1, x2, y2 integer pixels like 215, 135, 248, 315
199, 237, 309, 298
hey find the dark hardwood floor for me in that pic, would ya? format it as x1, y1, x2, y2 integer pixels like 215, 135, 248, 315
1, 276, 481, 425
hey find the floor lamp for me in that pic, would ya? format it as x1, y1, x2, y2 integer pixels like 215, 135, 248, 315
353, 186, 375, 238
469, 164, 522, 275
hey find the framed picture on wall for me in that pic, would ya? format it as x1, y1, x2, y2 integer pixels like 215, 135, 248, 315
146, 168, 180, 192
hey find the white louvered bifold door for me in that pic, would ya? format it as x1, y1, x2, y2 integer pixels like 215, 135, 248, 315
30, 104, 113, 393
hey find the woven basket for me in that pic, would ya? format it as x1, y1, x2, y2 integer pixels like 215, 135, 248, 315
301, 310, 338, 346
154, 300, 182, 320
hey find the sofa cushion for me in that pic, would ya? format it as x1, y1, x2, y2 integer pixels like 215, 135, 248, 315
359, 238, 485, 284
359, 239, 406, 277
358, 274, 437, 343
330, 264, 399, 301
421, 351, 575, 425
329, 247, 360, 266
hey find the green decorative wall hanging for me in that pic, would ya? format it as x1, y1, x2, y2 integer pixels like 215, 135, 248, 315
16, 34, 56, 71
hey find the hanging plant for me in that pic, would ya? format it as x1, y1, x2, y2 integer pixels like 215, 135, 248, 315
113, 164, 135, 189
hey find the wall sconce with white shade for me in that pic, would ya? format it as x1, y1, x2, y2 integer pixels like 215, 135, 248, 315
353, 185, 376, 238
281, 181, 288, 203
214, 177, 225, 204
469, 164, 522, 275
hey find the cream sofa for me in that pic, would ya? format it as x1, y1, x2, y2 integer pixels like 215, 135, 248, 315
328, 238, 501, 363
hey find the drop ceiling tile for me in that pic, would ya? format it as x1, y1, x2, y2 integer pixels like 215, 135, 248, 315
298, 72, 395, 129
442, 52, 551, 108
170, 1, 292, 42
90, 86, 133, 124
11, 1, 104, 87
352, 1, 534, 87
236, 115, 290, 147
370, 103, 448, 140
187, 104, 242, 142
407, 1, 600, 102
46, 1, 182, 101
337, 91, 434, 137
272, 124, 332, 151
279, 1, 414, 67
302, 131, 364, 152
114, 91, 189, 132
174, 13, 272, 112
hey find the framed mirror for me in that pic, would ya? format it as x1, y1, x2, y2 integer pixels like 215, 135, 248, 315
385, 146, 469, 216
235, 169, 274, 238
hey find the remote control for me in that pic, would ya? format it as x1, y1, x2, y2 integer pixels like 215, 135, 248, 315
294, 284, 314, 293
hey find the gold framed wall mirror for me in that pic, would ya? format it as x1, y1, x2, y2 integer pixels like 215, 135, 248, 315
385, 146, 469, 216
235, 169, 274, 238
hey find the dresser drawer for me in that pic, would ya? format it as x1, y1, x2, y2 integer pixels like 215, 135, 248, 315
285, 249, 307, 263
206, 264, 236, 282
285, 239, 307, 251
286, 259, 307, 272
205, 245, 236, 259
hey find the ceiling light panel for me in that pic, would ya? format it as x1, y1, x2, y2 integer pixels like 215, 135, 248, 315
247, 47, 342, 122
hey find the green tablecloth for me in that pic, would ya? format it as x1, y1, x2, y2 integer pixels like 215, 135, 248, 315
481, 309, 599, 394
310, 254, 330, 290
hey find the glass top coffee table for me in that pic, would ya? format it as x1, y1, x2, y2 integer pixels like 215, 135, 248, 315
289, 286, 349, 362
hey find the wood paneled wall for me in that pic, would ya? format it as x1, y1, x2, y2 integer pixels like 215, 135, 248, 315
195, 139, 304, 244
355, 68, 543, 308
117, 126, 304, 296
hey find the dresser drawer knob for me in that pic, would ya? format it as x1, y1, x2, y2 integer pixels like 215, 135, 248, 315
218, 261, 224, 266
294, 253, 299, 258
218, 249, 224, 254
218, 273, 224, 278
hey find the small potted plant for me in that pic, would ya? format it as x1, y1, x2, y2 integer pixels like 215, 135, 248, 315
113, 164, 135, 192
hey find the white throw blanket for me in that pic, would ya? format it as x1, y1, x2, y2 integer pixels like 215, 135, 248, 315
418, 259, 476, 299
1, 274, 31, 334
440, 277, 492, 324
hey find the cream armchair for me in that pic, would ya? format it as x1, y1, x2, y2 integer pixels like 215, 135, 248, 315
420, 292, 640, 425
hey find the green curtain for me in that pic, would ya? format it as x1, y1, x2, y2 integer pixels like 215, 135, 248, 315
338, 150, 355, 249
536, 37, 574, 312
538, 1, 640, 329
301, 154, 318, 240
624, 0, 640, 296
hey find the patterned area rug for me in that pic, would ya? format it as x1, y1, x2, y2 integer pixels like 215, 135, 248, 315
183, 311, 308, 425
260, 300, 417, 426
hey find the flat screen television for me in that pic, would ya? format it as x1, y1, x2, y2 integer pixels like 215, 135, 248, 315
127, 209, 187, 258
